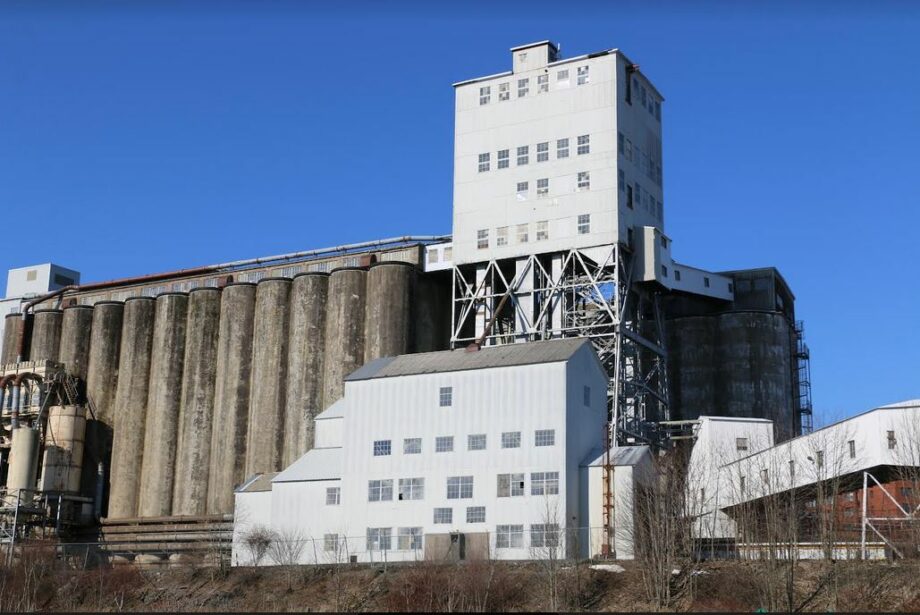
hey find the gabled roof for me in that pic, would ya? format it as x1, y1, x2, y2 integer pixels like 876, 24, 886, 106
345, 338, 593, 382
273, 447, 343, 483
315, 398, 346, 420
236, 472, 278, 493
582, 445, 652, 468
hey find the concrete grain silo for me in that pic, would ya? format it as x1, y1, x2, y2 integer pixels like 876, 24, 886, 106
243, 278, 290, 477
282, 273, 328, 467
207, 282, 256, 514
666, 316, 718, 420
1, 314, 21, 364
322, 267, 367, 409
59, 305, 94, 381
364, 261, 413, 362
172, 287, 221, 516
30, 309, 63, 362
137, 293, 188, 518
39, 405, 86, 494
108, 297, 156, 519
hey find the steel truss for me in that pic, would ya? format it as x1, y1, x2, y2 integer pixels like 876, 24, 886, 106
451, 243, 670, 445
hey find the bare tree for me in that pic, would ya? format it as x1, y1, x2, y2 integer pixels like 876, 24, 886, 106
240, 525, 276, 567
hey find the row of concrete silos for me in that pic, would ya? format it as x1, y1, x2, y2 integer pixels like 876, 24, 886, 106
8, 261, 444, 518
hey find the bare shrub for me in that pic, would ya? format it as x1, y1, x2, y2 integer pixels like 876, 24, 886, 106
241, 525, 276, 567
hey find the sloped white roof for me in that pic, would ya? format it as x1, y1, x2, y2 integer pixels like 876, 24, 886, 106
273, 447, 342, 483
582, 445, 652, 468
878, 399, 920, 409
315, 398, 346, 420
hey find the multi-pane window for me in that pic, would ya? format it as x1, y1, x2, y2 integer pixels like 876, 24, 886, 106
577, 134, 590, 155
577, 172, 590, 191
477, 229, 489, 249
531, 471, 560, 495
537, 141, 549, 162
496, 227, 508, 247
537, 178, 549, 197
467, 506, 486, 523
479, 86, 491, 105
433, 507, 452, 524
478, 153, 490, 173
557, 138, 569, 158
576, 65, 589, 85
368, 479, 393, 502
536, 221, 549, 241
534, 74, 548, 94
404, 438, 422, 454
531, 524, 560, 548
497, 149, 510, 169
324, 533, 340, 552
557, 69, 569, 85
577, 214, 590, 235
398, 478, 424, 501
497, 473, 525, 497
367, 527, 392, 551
501, 431, 521, 449
583, 385, 591, 406
496, 524, 524, 548
447, 476, 474, 499
498, 82, 510, 101
517, 224, 529, 244
436, 436, 454, 453
326, 486, 341, 505
517, 78, 529, 97
373, 440, 392, 457
535, 429, 556, 447
516, 181, 529, 200
439, 386, 453, 407
517, 146, 529, 166
888, 430, 897, 449
618, 169, 625, 192
397, 527, 423, 550
468, 434, 487, 451
848, 439, 857, 458
736, 438, 749, 452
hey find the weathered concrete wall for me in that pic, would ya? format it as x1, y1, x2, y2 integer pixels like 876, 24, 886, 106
364, 262, 413, 362
1, 314, 20, 365
208, 283, 256, 514
172, 288, 221, 516
137, 293, 187, 518
283, 273, 328, 467
108, 297, 156, 519
59, 305, 94, 381
244, 278, 290, 477
322, 268, 367, 409
30, 310, 63, 363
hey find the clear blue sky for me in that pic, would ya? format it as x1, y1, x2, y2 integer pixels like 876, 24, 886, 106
1, 1, 918, 423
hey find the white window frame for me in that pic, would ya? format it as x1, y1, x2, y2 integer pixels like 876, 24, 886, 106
531, 471, 559, 496
324, 533, 340, 552
556, 69, 570, 86
517, 145, 529, 166
326, 486, 341, 505
447, 475, 474, 500
479, 86, 491, 105
536, 141, 549, 162
368, 479, 394, 502
577, 65, 589, 85
367, 527, 392, 551
496, 524, 524, 549
577, 214, 590, 235
530, 523, 560, 548
556, 138, 569, 159
497, 149, 509, 169
537, 73, 549, 93
468, 433, 487, 451
516, 181, 529, 200
498, 82, 510, 101
373, 439, 391, 457
577, 171, 590, 191
496, 226, 508, 247
478, 152, 490, 173
466, 506, 486, 523
435, 436, 454, 453
398, 477, 425, 501
477, 229, 488, 249
501, 431, 521, 449
577, 134, 590, 155
534, 429, 555, 447
536, 178, 549, 197
433, 507, 452, 524
517, 78, 529, 97
536, 220, 549, 241
439, 386, 453, 407
403, 437, 422, 454
397, 527, 423, 550
517, 223, 529, 244
498, 473, 525, 498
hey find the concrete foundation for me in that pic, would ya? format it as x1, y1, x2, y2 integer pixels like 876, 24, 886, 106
137, 293, 188, 518
283, 273, 328, 467
172, 288, 221, 516
207, 283, 256, 514
108, 297, 156, 519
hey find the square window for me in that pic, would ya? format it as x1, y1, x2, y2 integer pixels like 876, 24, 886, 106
577, 134, 590, 155
477, 229, 488, 250
398, 477, 424, 501
478, 152, 490, 173
468, 434, 487, 451
557, 138, 569, 158
433, 507, 452, 524
501, 431, 521, 449
557, 69, 569, 84
516, 181, 529, 200
577, 214, 590, 235
466, 506, 486, 523
497, 149, 509, 169
498, 473, 525, 497
531, 471, 559, 496
498, 82, 510, 101
517, 224, 529, 244
368, 479, 393, 502
373, 439, 391, 457
326, 486, 341, 505
436, 436, 454, 453
367, 527, 392, 551
531, 523, 560, 548
397, 527, 423, 550
576, 65, 589, 85
439, 386, 453, 407
537, 178, 549, 197
577, 172, 590, 191
535, 429, 555, 447
479, 86, 490, 106
324, 533, 340, 552
404, 437, 422, 454
517, 78, 529, 97
536, 221, 548, 241
537, 141, 549, 162
517, 146, 529, 166
537, 74, 549, 93
736, 438, 749, 452
447, 476, 473, 499
496, 227, 508, 247
496, 524, 524, 548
